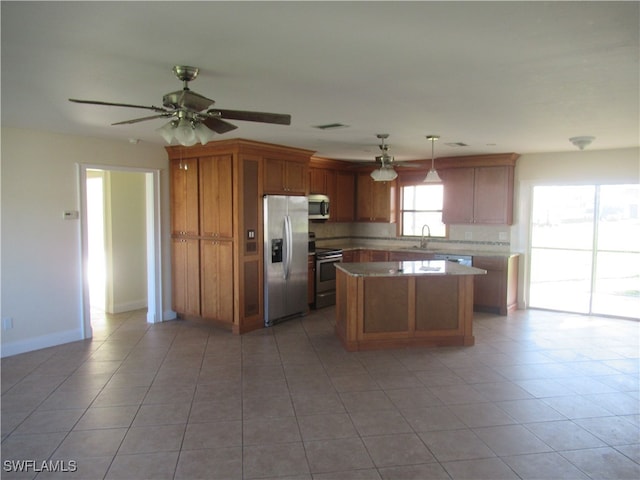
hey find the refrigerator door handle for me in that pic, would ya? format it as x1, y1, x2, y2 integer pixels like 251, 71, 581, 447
283, 215, 292, 280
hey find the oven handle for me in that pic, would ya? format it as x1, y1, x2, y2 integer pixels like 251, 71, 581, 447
317, 254, 343, 262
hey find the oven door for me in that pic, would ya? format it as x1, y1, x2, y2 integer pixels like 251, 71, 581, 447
315, 254, 341, 308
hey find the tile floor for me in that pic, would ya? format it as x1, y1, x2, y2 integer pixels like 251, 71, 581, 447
1, 307, 639, 479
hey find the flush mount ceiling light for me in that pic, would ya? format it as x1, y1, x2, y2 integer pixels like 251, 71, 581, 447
423, 135, 442, 183
569, 136, 595, 150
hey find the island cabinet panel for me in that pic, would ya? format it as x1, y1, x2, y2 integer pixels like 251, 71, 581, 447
264, 158, 308, 195
363, 277, 409, 334
415, 276, 459, 331
356, 173, 396, 222
335, 265, 478, 351
170, 158, 200, 236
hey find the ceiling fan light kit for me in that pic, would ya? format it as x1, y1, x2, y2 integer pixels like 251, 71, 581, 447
69, 65, 291, 146
423, 135, 442, 183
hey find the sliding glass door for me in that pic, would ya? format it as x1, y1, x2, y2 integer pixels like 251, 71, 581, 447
530, 184, 639, 319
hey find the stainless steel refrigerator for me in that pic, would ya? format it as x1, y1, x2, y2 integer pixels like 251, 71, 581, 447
263, 195, 309, 326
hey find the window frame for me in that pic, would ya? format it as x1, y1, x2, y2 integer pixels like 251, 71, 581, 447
396, 171, 448, 238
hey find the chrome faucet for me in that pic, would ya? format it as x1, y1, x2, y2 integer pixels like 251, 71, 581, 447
420, 224, 431, 249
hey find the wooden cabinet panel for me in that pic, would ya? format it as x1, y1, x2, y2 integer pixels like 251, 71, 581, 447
356, 173, 396, 222
171, 237, 200, 316
472, 254, 519, 315
170, 158, 199, 236
473, 166, 513, 224
341, 250, 358, 263
441, 167, 474, 224
200, 240, 234, 323
199, 155, 233, 238
441, 166, 514, 225
264, 158, 308, 195
335, 171, 355, 222
367, 250, 389, 262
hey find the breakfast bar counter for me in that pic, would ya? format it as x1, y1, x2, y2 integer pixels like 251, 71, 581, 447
335, 261, 486, 351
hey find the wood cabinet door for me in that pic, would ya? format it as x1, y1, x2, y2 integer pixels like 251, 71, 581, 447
264, 158, 308, 194
472, 256, 505, 309
199, 155, 233, 239
170, 158, 199, 235
284, 161, 308, 194
335, 171, 355, 222
441, 167, 474, 224
371, 181, 393, 222
200, 240, 234, 323
368, 250, 389, 261
264, 158, 286, 193
473, 166, 513, 224
309, 168, 326, 194
171, 237, 200, 316
356, 173, 374, 221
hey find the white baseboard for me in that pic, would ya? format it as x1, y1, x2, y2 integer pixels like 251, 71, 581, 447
1, 328, 84, 358
163, 310, 177, 321
108, 299, 147, 314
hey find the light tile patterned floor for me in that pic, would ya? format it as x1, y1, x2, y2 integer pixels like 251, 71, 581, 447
1, 308, 639, 479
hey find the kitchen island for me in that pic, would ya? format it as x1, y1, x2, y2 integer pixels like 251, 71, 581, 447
335, 261, 486, 351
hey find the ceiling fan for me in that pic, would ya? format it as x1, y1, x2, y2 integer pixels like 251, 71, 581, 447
69, 65, 291, 146
365, 134, 419, 181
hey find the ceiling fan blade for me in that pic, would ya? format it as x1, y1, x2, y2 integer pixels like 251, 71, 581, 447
202, 116, 238, 134
212, 109, 291, 125
393, 161, 422, 168
69, 98, 167, 113
111, 114, 173, 126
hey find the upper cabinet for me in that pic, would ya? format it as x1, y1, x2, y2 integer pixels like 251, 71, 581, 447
264, 158, 308, 195
439, 153, 518, 225
356, 173, 396, 223
170, 157, 200, 236
309, 158, 356, 222
199, 154, 233, 239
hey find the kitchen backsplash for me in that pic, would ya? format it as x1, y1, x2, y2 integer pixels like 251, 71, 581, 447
310, 221, 512, 253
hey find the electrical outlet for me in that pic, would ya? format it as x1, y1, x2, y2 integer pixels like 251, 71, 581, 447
499, 232, 508, 241
2, 317, 13, 330
464, 231, 473, 240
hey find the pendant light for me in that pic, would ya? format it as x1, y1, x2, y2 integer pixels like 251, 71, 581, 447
423, 135, 442, 183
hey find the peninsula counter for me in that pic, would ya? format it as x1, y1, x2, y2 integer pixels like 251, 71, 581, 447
335, 261, 486, 351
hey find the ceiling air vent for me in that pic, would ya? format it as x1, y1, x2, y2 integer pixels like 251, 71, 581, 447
313, 123, 349, 130
444, 142, 469, 147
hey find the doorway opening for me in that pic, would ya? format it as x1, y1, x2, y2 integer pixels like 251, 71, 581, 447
529, 184, 639, 319
80, 165, 163, 339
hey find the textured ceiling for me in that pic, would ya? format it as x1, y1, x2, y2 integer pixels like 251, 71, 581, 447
1, 1, 638, 161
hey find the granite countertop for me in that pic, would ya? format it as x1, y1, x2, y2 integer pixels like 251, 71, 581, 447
336, 260, 487, 277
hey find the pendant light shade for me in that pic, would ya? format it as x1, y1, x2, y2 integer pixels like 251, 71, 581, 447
370, 166, 398, 182
423, 135, 442, 183
156, 116, 217, 146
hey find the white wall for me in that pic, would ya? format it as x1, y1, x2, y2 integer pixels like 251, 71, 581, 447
104, 171, 147, 313
1, 127, 171, 357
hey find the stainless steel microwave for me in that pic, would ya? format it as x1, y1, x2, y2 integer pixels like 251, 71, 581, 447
308, 194, 330, 220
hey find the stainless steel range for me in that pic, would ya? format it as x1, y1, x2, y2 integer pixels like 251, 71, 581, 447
314, 247, 343, 309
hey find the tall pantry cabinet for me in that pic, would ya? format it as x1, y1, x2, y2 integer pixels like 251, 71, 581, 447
167, 139, 313, 334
